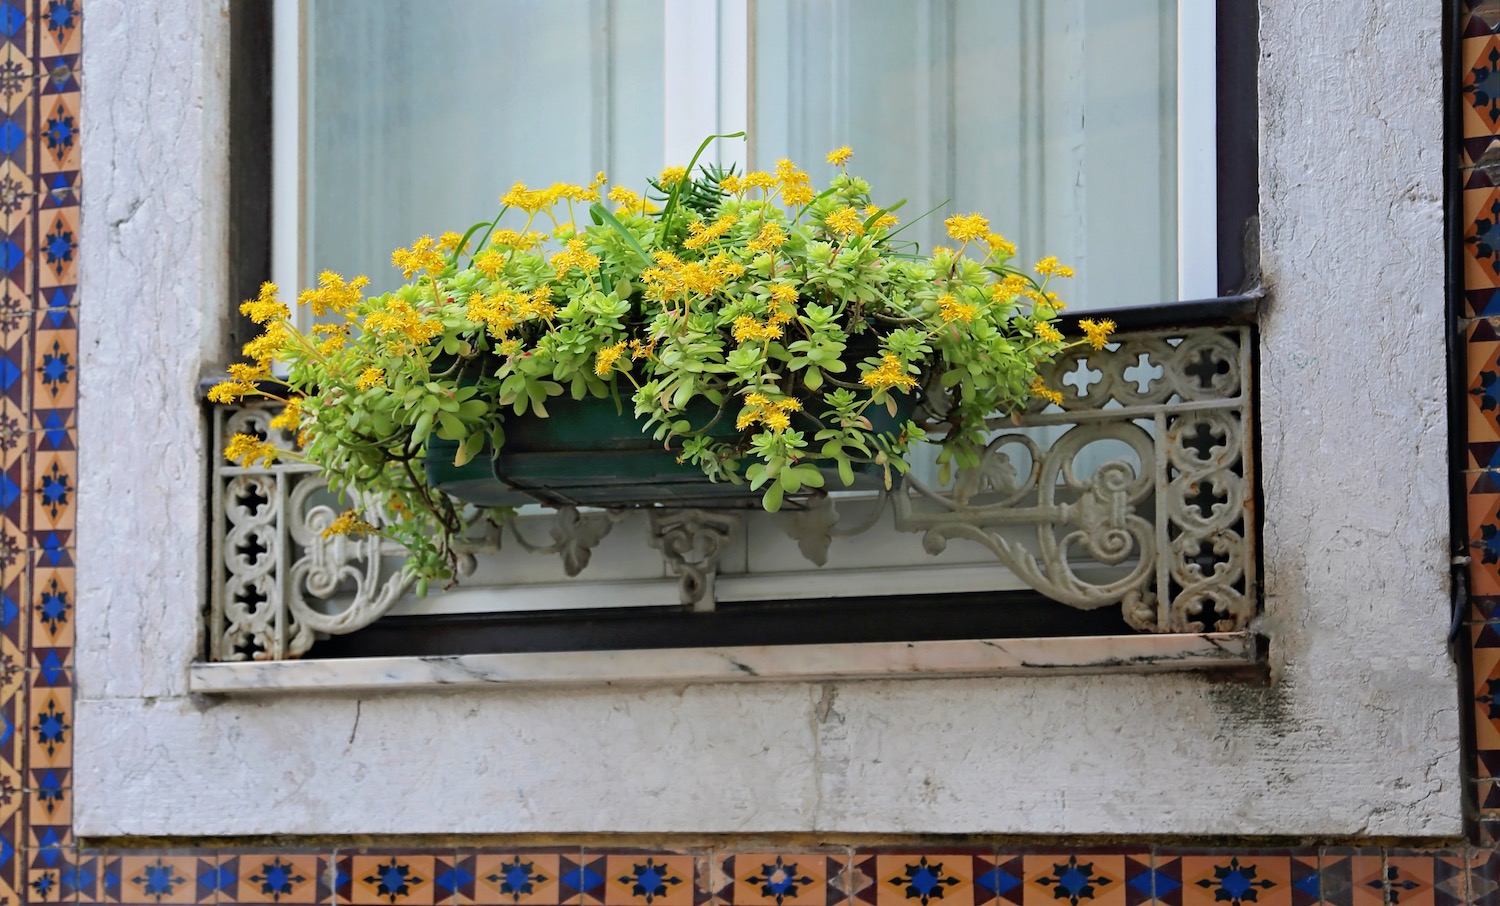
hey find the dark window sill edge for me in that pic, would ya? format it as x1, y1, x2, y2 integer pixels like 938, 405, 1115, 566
189, 631, 1263, 695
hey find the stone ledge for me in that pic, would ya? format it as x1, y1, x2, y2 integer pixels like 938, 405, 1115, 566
189, 631, 1260, 694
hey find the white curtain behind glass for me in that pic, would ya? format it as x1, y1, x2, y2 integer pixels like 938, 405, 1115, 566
305, 0, 666, 293
754, 0, 1178, 310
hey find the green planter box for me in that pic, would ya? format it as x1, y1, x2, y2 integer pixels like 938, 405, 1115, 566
425, 394, 914, 509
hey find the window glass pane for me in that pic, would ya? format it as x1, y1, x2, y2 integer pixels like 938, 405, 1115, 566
304, 0, 666, 292
753, 0, 1178, 309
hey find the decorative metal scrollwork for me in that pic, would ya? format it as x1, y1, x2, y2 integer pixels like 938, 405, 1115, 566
208, 325, 1255, 659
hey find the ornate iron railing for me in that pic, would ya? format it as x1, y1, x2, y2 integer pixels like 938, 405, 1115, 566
208, 322, 1256, 661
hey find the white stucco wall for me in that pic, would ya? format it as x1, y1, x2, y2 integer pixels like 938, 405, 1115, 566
74, 0, 1461, 837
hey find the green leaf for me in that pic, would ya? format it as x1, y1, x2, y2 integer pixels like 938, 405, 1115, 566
588, 203, 651, 267
762, 482, 785, 512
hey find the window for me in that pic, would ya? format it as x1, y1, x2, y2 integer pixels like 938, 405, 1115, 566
210, 0, 1260, 670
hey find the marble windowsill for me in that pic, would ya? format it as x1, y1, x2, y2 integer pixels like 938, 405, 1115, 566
188, 632, 1260, 694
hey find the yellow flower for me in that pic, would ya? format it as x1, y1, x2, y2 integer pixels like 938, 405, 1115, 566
224, 433, 279, 468
608, 185, 647, 214
746, 222, 787, 254
944, 213, 990, 243
732, 315, 783, 343
865, 205, 898, 230
684, 213, 738, 250
269, 397, 303, 432
297, 271, 369, 317
826, 146, 853, 166
322, 509, 374, 539
391, 235, 447, 278
737, 394, 801, 432
744, 171, 778, 192
242, 321, 291, 368
490, 229, 544, 251
937, 294, 978, 324
824, 205, 864, 237
782, 183, 815, 206
719, 174, 745, 195
659, 165, 687, 186
594, 340, 627, 376
501, 181, 560, 213
437, 231, 467, 254
991, 274, 1030, 302
1035, 321, 1064, 343
207, 380, 256, 404
550, 238, 601, 277
985, 233, 1016, 257
860, 354, 919, 392
1078, 318, 1116, 349
629, 338, 657, 360
1029, 376, 1064, 407
1035, 256, 1074, 278
240, 281, 289, 325
768, 283, 798, 306
356, 367, 385, 390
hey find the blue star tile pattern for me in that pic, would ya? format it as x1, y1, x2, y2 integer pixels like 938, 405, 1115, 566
1194, 857, 1275, 906
490, 856, 549, 902
744, 856, 811, 906
364, 857, 424, 904
29, 694, 65, 756
131, 856, 188, 903
886, 857, 959, 906
1034, 856, 1109, 906
618, 858, 680, 904
249, 855, 310, 902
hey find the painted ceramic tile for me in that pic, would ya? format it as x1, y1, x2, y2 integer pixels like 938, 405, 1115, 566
459, 851, 573, 906
226, 852, 333, 905
582, 853, 705, 906
339, 852, 442, 906
713, 853, 849, 906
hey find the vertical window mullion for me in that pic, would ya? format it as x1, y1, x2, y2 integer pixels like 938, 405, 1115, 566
1177, 0, 1218, 299
271, 0, 303, 331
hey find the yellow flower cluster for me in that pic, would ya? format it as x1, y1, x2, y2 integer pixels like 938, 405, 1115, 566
208, 361, 270, 404
241, 281, 290, 325
826, 146, 853, 166
321, 509, 375, 539
297, 271, 369, 317
490, 229, 546, 251
549, 238, 601, 278
641, 251, 743, 303
824, 205, 864, 237
991, 274, 1030, 302
466, 286, 556, 339
945, 213, 990, 244
594, 341, 627, 376
224, 432, 279, 468
268, 396, 303, 432
1030, 376, 1064, 406
658, 166, 687, 186
356, 367, 385, 391
1078, 318, 1116, 350
364, 298, 444, 349
736, 393, 801, 432
776, 159, 815, 206
684, 213, 739, 250
860, 354, 919, 392
437, 231, 468, 255
1034, 321, 1064, 343
937, 293, 978, 324
986, 233, 1016, 257
747, 222, 787, 254
501, 181, 598, 214
864, 205, 898, 231
1035, 256, 1075, 278
607, 185, 653, 215
392, 236, 447, 279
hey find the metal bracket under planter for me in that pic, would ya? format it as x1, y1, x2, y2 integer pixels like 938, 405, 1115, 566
424, 393, 909, 509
